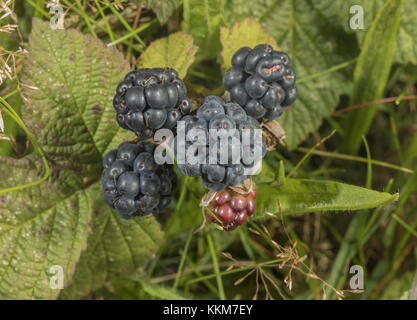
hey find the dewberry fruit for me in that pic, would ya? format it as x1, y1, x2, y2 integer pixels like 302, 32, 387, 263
170, 96, 267, 191
223, 44, 297, 121
113, 68, 191, 138
101, 141, 176, 219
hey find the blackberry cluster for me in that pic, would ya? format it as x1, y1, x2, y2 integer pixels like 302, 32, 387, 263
113, 68, 191, 139
171, 96, 266, 191
101, 141, 175, 219
205, 189, 256, 231
223, 44, 297, 121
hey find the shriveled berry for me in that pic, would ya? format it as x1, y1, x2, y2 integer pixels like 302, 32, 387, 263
255, 57, 285, 82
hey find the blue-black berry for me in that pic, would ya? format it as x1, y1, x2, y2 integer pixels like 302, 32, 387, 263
113, 68, 191, 138
170, 96, 267, 191
101, 141, 176, 219
223, 44, 298, 121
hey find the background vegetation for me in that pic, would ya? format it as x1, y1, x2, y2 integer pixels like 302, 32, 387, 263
0, 0, 416, 300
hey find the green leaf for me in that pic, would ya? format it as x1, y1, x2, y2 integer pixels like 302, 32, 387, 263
21, 19, 130, 177
182, 0, 226, 60
220, 18, 278, 70
134, 0, 180, 24
138, 32, 199, 79
223, 1, 355, 149
343, 0, 403, 154
133, 277, 186, 300
60, 200, 163, 299
0, 157, 93, 299
395, 0, 417, 64
332, 0, 417, 65
256, 173, 398, 216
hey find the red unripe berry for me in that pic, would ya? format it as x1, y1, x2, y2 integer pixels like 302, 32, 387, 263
214, 191, 231, 205
230, 195, 247, 212
216, 204, 235, 224
246, 198, 256, 216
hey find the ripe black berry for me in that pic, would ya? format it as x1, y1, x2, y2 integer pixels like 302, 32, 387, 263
101, 141, 176, 219
113, 68, 191, 138
224, 44, 298, 121
170, 96, 267, 191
